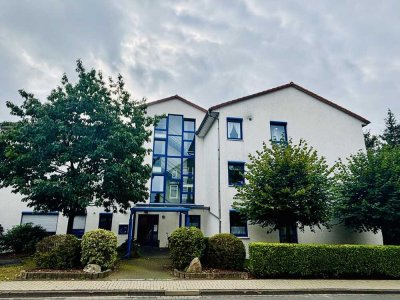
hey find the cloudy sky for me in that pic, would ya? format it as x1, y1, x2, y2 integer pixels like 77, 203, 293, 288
0, 0, 399, 133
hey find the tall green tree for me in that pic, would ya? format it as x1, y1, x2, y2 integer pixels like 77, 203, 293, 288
334, 146, 400, 245
233, 139, 335, 240
381, 109, 400, 146
363, 130, 379, 150
0, 60, 156, 233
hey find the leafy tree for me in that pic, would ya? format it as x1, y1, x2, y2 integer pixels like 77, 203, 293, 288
233, 139, 335, 239
381, 109, 400, 147
334, 145, 400, 245
363, 130, 379, 150
0, 60, 156, 234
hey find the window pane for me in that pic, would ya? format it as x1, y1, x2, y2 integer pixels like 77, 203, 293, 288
182, 193, 194, 204
228, 163, 244, 185
152, 157, 165, 173
168, 115, 182, 135
151, 176, 164, 192
183, 176, 194, 193
183, 132, 195, 141
150, 192, 164, 203
154, 140, 165, 155
227, 121, 242, 139
167, 158, 181, 179
183, 141, 195, 156
184, 120, 195, 132
165, 179, 180, 203
188, 215, 200, 228
154, 130, 166, 139
168, 136, 182, 156
155, 118, 167, 130
230, 211, 247, 236
183, 157, 195, 175
271, 124, 286, 142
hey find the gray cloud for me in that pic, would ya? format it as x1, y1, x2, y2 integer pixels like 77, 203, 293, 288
0, 0, 399, 133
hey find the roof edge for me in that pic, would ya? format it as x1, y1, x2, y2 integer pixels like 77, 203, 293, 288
209, 82, 370, 125
147, 95, 207, 113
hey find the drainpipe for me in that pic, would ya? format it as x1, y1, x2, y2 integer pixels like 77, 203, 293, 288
209, 112, 222, 233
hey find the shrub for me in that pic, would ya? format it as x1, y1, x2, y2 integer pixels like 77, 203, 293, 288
34, 234, 81, 269
168, 227, 205, 270
207, 233, 246, 270
0, 224, 3, 236
249, 242, 400, 279
0, 223, 48, 254
81, 229, 117, 270
117, 239, 141, 258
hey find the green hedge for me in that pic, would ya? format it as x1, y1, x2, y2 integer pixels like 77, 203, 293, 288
168, 227, 205, 270
35, 234, 81, 269
81, 229, 117, 270
207, 233, 246, 270
249, 242, 400, 279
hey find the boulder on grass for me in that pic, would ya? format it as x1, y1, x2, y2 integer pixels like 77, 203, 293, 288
186, 257, 202, 273
83, 264, 101, 273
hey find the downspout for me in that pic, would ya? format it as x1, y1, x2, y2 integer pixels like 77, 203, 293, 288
208, 111, 222, 233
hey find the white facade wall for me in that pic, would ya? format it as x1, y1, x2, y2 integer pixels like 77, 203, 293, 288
0, 88, 383, 248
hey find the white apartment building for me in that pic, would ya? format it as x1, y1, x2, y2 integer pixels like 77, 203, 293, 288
0, 82, 383, 250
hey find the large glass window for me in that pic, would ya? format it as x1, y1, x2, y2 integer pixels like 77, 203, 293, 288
230, 211, 247, 237
228, 162, 245, 186
270, 122, 287, 143
150, 115, 196, 203
227, 118, 242, 140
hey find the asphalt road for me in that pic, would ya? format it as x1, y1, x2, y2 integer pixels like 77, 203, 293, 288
13, 294, 400, 300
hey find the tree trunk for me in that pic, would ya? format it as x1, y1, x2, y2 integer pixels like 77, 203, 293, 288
66, 214, 76, 235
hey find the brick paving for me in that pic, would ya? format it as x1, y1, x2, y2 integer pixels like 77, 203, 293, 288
0, 279, 400, 293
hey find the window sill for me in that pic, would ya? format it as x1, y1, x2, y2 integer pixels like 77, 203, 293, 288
236, 236, 250, 239
227, 138, 243, 141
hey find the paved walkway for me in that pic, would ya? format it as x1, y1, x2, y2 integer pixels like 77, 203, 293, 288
1, 280, 400, 296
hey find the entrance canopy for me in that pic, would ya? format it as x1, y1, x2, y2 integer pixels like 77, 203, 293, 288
125, 205, 192, 258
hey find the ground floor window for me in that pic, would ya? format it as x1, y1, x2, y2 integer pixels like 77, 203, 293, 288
98, 213, 113, 231
187, 215, 201, 229
279, 224, 298, 243
72, 215, 86, 238
229, 211, 248, 237
20, 212, 58, 234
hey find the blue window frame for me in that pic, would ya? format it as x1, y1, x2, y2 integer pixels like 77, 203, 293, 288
279, 224, 298, 243
150, 115, 196, 204
118, 224, 129, 235
229, 210, 248, 237
187, 215, 201, 229
270, 121, 287, 143
228, 161, 245, 186
227, 118, 243, 140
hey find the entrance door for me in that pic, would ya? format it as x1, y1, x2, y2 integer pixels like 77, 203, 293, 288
137, 214, 159, 247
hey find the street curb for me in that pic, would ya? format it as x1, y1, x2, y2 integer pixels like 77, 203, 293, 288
1, 288, 400, 298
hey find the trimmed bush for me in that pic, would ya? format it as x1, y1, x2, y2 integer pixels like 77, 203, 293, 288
168, 227, 205, 270
249, 242, 400, 279
207, 233, 246, 270
0, 223, 48, 254
34, 234, 81, 269
81, 229, 117, 270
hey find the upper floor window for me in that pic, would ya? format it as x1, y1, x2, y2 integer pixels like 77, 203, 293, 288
270, 121, 287, 143
227, 118, 243, 140
228, 161, 245, 186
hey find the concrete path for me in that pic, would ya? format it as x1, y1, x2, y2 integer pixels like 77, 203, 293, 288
1, 279, 400, 297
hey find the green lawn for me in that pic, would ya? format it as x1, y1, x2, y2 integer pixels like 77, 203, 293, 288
107, 256, 174, 280
0, 258, 35, 281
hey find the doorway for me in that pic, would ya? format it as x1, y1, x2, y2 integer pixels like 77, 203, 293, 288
137, 214, 159, 247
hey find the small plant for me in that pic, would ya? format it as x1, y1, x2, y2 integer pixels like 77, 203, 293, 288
81, 229, 117, 270
168, 227, 205, 270
34, 234, 81, 269
0, 223, 48, 254
207, 233, 246, 270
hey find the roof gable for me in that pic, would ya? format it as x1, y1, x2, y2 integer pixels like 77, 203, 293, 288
209, 82, 369, 125
147, 95, 207, 113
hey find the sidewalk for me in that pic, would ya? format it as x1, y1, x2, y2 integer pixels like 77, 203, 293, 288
1, 279, 400, 297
